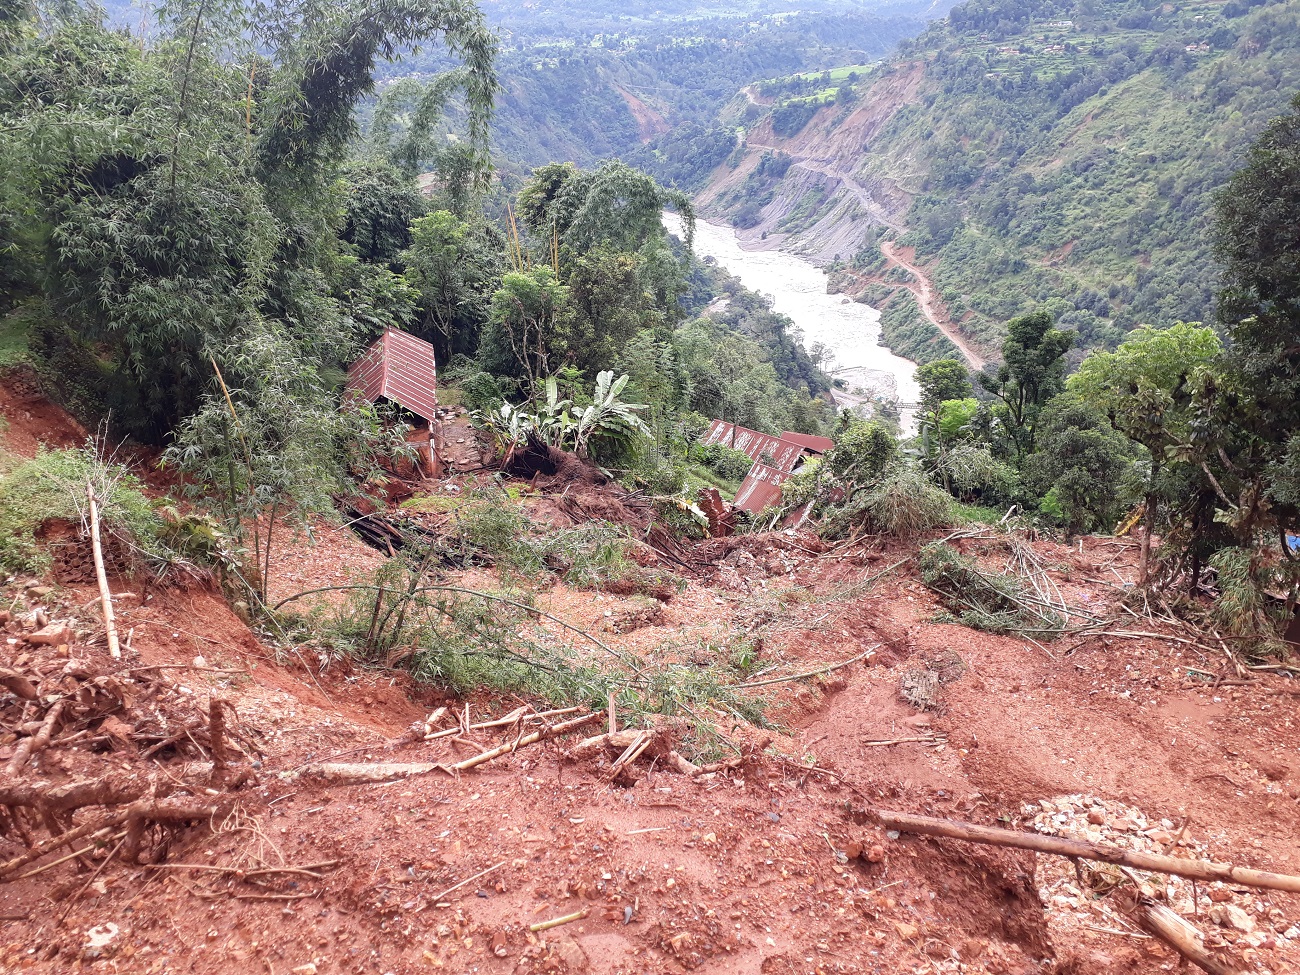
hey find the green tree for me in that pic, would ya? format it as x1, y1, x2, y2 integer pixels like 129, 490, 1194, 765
1024, 393, 1136, 536
1214, 91, 1300, 547
1071, 322, 1222, 581
481, 267, 573, 396
518, 160, 694, 255
916, 358, 971, 416
340, 161, 427, 267
402, 210, 499, 364
977, 309, 1073, 459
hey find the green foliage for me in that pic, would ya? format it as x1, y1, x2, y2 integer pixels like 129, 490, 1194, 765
1023, 393, 1138, 534
1214, 90, 1300, 536
1206, 547, 1285, 654
977, 309, 1073, 458
0, 446, 173, 574
826, 421, 897, 482
403, 210, 500, 364
0, 298, 39, 367
916, 358, 971, 416
164, 322, 415, 602
770, 100, 819, 137
339, 161, 427, 266
698, 442, 754, 482
1, 0, 496, 439
874, 289, 961, 365
919, 541, 1063, 638
477, 371, 652, 463
852, 461, 953, 536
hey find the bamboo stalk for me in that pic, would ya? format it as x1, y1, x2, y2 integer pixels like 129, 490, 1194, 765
876, 809, 1300, 893
88, 483, 121, 659
451, 713, 602, 772
1135, 899, 1242, 975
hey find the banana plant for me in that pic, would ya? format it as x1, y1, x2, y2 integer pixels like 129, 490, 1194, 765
572, 371, 651, 459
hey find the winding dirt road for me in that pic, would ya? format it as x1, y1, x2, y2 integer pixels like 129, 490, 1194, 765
880, 240, 987, 369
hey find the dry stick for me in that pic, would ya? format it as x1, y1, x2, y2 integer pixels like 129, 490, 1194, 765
862, 736, 944, 746
4, 699, 67, 776
875, 810, 1300, 893
432, 860, 508, 903
59, 836, 125, 921
451, 713, 602, 772
0, 817, 128, 879
13, 830, 128, 881
733, 646, 879, 689
87, 483, 121, 659
146, 860, 337, 880
530, 909, 588, 932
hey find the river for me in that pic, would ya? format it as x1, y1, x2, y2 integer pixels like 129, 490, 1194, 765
666, 215, 920, 433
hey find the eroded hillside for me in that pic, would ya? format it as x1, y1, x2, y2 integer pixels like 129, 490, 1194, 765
2, 389, 1298, 975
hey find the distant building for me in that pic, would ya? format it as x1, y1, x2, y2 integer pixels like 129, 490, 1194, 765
704, 420, 832, 516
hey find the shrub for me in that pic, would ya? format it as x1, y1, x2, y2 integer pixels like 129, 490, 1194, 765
857, 462, 952, 536
699, 442, 753, 481
827, 421, 896, 481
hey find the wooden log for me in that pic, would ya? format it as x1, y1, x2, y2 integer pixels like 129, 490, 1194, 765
0, 772, 164, 812
4, 700, 66, 777
88, 483, 121, 659
1134, 898, 1242, 975
875, 809, 1300, 894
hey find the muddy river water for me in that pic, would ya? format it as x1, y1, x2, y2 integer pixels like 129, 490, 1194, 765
666, 214, 920, 432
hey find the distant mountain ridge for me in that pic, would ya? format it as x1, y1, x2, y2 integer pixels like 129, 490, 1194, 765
699, 0, 1300, 359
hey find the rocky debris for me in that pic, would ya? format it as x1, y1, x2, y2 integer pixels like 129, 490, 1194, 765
1029, 794, 1294, 957
603, 600, 663, 634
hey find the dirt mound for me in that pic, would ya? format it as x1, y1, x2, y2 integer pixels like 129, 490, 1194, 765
0, 367, 88, 458
2, 507, 1299, 974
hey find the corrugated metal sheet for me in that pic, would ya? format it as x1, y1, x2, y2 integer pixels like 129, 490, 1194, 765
733, 461, 789, 515
703, 420, 804, 473
345, 329, 439, 423
780, 431, 834, 454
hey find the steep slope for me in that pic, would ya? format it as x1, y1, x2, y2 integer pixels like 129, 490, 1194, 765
702, 0, 1300, 358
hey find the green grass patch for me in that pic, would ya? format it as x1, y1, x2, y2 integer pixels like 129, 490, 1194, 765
0, 448, 170, 574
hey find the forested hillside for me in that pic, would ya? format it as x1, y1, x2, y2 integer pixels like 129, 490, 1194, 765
704, 0, 1300, 356
388, 0, 946, 179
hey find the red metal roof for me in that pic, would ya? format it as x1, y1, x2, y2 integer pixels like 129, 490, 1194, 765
780, 431, 834, 454
703, 420, 805, 473
733, 461, 790, 515
345, 329, 438, 423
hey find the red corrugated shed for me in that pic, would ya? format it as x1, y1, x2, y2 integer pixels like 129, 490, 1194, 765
733, 461, 790, 515
780, 431, 834, 454
703, 420, 805, 473
345, 329, 438, 423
